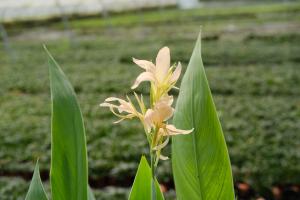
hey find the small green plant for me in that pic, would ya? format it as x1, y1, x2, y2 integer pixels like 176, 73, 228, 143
25, 33, 235, 199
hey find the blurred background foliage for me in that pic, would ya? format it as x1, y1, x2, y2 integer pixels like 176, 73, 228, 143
0, 0, 299, 199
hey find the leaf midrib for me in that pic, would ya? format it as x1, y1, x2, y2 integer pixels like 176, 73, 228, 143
190, 61, 203, 200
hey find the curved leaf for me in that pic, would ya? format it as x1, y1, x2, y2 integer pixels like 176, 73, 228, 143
25, 161, 48, 200
172, 33, 235, 199
128, 156, 164, 200
46, 47, 88, 200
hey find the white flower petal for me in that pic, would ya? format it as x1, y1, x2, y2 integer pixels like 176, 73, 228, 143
172, 86, 179, 90
145, 99, 174, 125
153, 95, 174, 121
153, 136, 169, 151
104, 97, 129, 109
134, 92, 143, 111
166, 124, 194, 135
131, 72, 156, 89
170, 62, 182, 83
133, 58, 155, 72
100, 102, 116, 108
156, 47, 170, 82
105, 97, 121, 102
160, 105, 174, 122
113, 118, 125, 124
144, 109, 156, 129
159, 154, 169, 160
157, 95, 173, 106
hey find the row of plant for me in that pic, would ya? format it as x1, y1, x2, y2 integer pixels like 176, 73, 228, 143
4, 1, 299, 34
1, 32, 300, 65
1, 61, 299, 97
67, 2, 300, 29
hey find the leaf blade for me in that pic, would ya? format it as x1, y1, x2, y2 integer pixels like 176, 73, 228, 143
46, 48, 88, 200
25, 161, 48, 200
128, 156, 164, 200
172, 33, 235, 200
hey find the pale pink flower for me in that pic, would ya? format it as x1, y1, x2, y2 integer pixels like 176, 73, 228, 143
100, 46, 193, 162
144, 95, 193, 137
131, 47, 182, 93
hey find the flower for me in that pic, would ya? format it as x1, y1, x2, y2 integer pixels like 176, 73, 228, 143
100, 94, 145, 124
144, 95, 193, 136
144, 95, 193, 154
144, 95, 174, 131
131, 47, 182, 102
100, 94, 193, 157
100, 46, 193, 163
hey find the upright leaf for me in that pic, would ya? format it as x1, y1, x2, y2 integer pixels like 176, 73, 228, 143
25, 161, 48, 200
172, 33, 235, 199
46, 47, 88, 200
128, 156, 164, 200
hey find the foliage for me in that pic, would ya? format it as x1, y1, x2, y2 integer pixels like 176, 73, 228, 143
47, 47, 89, 200
23, 49, 94, 199
128, 156, 164, 200
25, 161, 48, 200
172, 34, 234, 199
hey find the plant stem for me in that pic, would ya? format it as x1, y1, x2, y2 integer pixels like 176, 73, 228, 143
150, 150, 157, 200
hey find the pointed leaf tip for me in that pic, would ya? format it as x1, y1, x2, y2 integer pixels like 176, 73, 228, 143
25, 161, 48, 200
43, 44, 47, 51
129, 156, 164, 200
43, 45, 53, 61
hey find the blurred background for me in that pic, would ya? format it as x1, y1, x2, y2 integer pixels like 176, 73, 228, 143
0, 0, 299, 199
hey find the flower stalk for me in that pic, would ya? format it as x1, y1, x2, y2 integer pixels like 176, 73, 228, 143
151, 149, 157, 200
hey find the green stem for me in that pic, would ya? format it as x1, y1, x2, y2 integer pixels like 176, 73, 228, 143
150, 150, 157, 200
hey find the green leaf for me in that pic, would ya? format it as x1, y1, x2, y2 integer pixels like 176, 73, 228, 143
128, 156, 164, 200
25, 161, 48, 200
172, 33, 235, 199
46, 47, 88, 200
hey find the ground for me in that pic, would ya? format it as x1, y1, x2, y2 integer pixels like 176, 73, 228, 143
0, 1, 300, 199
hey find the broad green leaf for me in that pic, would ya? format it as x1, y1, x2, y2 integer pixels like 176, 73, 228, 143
46, 47, 88, 200
172, 33, 235, 199
128, 156, 164, 200
25, 161, 48, 200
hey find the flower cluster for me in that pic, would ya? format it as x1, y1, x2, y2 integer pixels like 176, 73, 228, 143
100, 47, 193, 164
